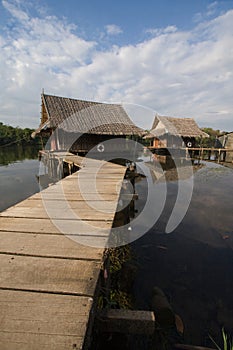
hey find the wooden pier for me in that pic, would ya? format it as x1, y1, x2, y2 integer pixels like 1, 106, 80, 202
184, 147, 233, 163
148, 146, 233, 163
0, 153, 127, 350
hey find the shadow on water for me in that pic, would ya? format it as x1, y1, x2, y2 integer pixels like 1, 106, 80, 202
130, 158, 233, 348
92, 156, 233, 350
0, 145, 40, 212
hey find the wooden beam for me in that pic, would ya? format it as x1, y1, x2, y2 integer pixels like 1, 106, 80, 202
175, 344, 216, 350
97, 309, 155, 335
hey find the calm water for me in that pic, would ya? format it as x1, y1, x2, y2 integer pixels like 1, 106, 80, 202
1, 146, 233, 348
131, 161, 233, 348
0, 145, 40, 212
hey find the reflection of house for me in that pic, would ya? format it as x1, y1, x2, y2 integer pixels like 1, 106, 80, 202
218, 132, 233, 162
33, 93, 144, 154
145, 115, 209, 148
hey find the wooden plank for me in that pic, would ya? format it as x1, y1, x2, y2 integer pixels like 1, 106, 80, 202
65, 175, 125, 180
0, 254, 101, 296
37, 181, 121, 194
97, 309, 155, 335
41, 182, 121, 194
30, 192, 135, 202
30, 192, 118, 201
0, 206, 115, 220
0, 155, 127, 349
0, 232, 103, 260
10, 199, 118, 212
175, 345, 216, 350
0, 289, 92, 350
0, 217, 112, 233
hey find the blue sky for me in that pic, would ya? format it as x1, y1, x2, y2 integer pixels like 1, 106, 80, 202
0, 0, 233, 130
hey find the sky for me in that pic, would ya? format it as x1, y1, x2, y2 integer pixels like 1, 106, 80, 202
0, 0, 233, 131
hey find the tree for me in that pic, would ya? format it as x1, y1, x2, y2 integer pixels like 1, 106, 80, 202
0, 122, 42, 147
198, 127, 223, 148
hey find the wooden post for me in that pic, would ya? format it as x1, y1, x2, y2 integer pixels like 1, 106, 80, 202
201, 148, 204, 160
208, 150, 211, 160
97, 309, 155, 335
175, 344, 216, 350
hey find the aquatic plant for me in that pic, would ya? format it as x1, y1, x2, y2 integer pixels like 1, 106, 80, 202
98, 245, 134, 310
209, 328, 233, 350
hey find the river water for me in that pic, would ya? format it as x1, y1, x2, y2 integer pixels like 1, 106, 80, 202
0, 147, 233, 348
0, 145, 40, 212
131, 160, 233, 348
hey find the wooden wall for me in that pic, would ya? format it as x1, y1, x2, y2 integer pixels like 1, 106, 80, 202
219, 133, 233, 162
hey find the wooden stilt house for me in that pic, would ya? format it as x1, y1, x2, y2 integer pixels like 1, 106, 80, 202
33, 93, 144, 154
145, 115, 209, 149
218, 132, 233, 162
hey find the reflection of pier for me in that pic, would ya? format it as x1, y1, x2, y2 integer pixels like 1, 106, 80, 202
0, 154, 127, 349
148, 146, 233, 163
184, 147, 233, 163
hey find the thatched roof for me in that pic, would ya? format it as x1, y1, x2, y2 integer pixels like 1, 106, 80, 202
145, 115, 209, 138
35, 94, 144, 136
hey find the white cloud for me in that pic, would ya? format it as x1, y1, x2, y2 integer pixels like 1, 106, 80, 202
207, 1, 218, 17
193, 1, 218, 23
2, 0, 29, 22
105, 24, 123, 35
0, 0, 233, 131
146, 25, 177, 36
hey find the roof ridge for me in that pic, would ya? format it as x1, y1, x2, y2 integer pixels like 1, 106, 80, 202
42, 93, 122, 107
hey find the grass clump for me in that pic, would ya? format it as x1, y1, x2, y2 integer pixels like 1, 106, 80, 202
209, 328, 233, 350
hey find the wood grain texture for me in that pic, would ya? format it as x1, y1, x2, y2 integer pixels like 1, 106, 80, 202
0, 155, 126, 349
0, 290, 92, 350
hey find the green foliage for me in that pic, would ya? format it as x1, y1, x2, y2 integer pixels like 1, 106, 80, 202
108, 246, 132, 273
209, 328, 233, 350
0, 122, 41, 147
198, 127, 224, 148
109, 290, 133, 309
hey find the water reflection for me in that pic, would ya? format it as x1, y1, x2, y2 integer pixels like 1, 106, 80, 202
131, 157, 233, 347
0, 144, 39, 166
0, 145, 40, 212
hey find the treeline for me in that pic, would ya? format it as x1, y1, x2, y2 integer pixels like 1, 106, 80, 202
0, 122, 225, 148
0, 122, 41, 147
199, 127, 224, 147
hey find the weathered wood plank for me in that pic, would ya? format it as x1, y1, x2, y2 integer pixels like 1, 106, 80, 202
0, 217, 112, 233
30, 192, 118, 201
0, 154, 127, 349
9, 199, 118, 211
0, 232, 103, 260
0, 254, 101, 296
97, 309, 155, 335
0, 290, 92, 350
60, 182, 122, 191
0, 207, 114, 220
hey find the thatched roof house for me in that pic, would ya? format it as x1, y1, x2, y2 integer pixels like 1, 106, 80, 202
218, 132, 233, 162
33, 93, 144, 153
145, 115, 209, 148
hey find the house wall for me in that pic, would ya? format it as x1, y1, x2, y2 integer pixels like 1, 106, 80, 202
46, 129, 130, 154
41, 101, 48, 125
219, 133, 233, 162
182, 137, 196, 148
70, 134, 128, 154
151, 136, 196, 148
167, 135, 183, 148
152, 138, 167, 148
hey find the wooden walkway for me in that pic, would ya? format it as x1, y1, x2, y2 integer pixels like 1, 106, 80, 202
0, 154, 126, 350
148, 146, 233, 163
